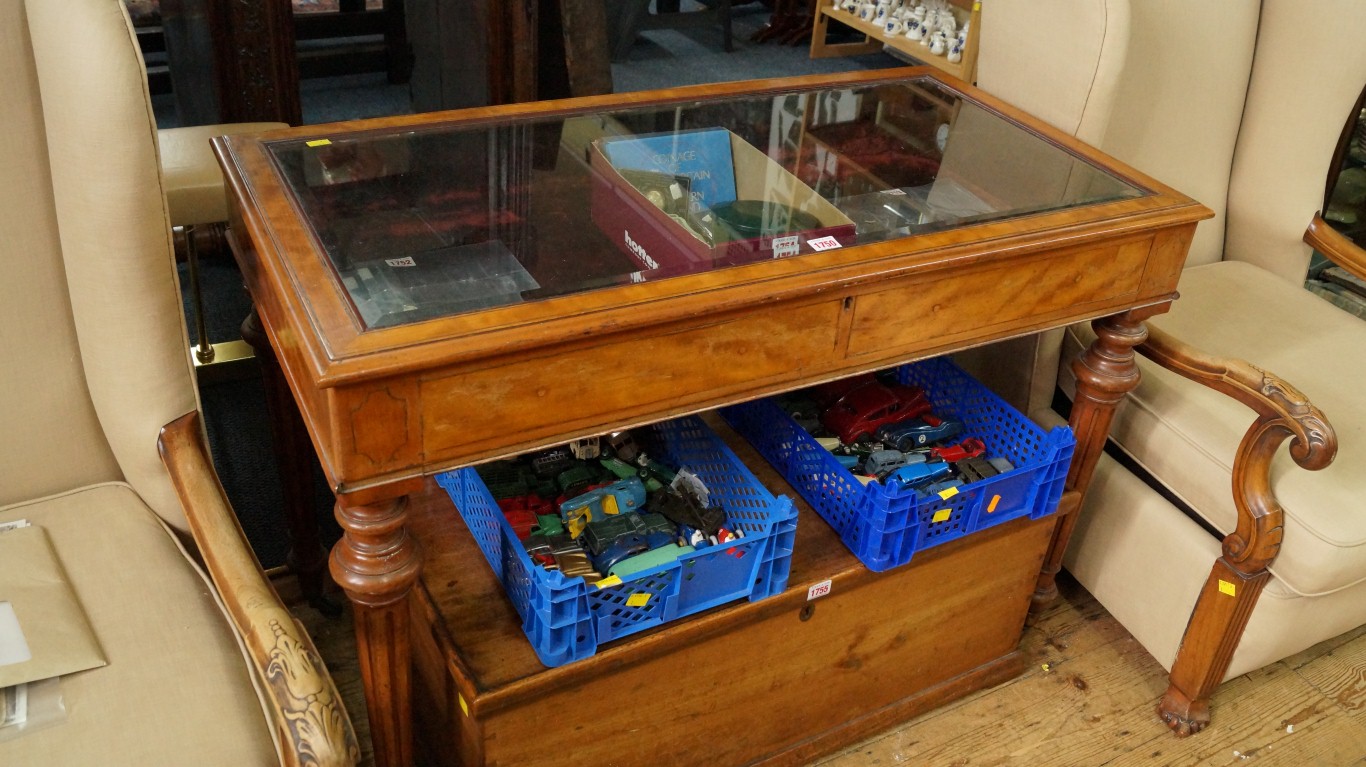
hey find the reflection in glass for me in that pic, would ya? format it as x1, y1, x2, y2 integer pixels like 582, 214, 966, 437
266, 78, 1146, 329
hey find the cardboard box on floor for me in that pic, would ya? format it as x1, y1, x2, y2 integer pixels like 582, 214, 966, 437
590, 129, 857, 276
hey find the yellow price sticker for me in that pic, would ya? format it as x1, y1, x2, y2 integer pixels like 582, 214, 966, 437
937, 486, 959, 500
931, 509, 952, 523
305, 138, 332, 147
626, 593, 652, 608
596, 575, 623, 590
458, 694, 469, 717
987, 494, 1001, 513
1218, 580, 1237, 597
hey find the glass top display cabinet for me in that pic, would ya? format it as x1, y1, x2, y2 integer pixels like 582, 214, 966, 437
215, 68, 1210, 767
214, 66, 1206, 494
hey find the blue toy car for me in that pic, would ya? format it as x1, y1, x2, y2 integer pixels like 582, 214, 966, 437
876, 416, 965, 452
885, 461, 953, 490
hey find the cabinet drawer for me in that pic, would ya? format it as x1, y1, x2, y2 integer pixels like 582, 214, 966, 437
420, 299, 844, 461
846, 238, 1152, 359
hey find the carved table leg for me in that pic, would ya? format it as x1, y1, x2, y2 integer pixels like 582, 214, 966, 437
242, 311, 338, 614
1033, 309, 1154, 612
331, 496, 422, 767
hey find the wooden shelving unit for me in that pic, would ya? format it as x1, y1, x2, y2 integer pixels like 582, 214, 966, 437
810, 0, 981, 84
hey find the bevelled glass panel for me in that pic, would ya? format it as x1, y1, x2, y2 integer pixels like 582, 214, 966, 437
266, 77, 1145, 329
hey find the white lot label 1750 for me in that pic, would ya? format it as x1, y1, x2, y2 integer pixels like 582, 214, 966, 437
807, 236, 843, 252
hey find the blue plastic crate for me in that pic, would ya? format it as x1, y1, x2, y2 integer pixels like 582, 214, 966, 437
721, 357, 1074, 572
436, 415, 798, 667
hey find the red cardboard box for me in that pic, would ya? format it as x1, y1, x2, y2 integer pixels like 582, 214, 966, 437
590, 130, 857, 275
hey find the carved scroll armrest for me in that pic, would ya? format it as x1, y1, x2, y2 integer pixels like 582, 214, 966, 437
159, 412, 359, 767
1306, 213, 1366, 283
1136, 326, 1338, 572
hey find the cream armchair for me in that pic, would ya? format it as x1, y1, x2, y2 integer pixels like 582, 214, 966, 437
973, 0, 1366, 736
0, 0, 356, 764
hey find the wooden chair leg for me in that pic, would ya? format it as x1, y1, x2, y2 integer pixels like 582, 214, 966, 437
1133, 326, 1337, 736
1159, 560, 1271, 735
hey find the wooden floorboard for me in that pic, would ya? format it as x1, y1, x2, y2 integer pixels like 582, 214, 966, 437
289, 572, 1366, 767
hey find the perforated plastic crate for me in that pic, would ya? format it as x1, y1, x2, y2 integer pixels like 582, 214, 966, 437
436, 415, 798, 667
721, 357, 1074, 572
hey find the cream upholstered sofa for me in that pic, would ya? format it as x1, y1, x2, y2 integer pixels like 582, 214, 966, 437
0, 0, 356, 764
973, 0, 1366, 736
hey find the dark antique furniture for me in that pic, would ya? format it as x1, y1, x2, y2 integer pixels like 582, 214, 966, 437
213, 67, 1209, 766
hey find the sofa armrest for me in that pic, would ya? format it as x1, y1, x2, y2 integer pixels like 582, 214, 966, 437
1305, 214, 1366, 284
1136, 325, 1338, 570
159, 412, 359, 767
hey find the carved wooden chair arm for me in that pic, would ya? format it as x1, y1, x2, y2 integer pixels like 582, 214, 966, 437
1305, 213, 1366, 284
1136, 325, 1338, 571
159, 412, 360, 767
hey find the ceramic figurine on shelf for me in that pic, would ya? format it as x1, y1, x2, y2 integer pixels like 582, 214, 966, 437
859, 2, 876, 21
875, 2, 891, 22
930, 30, 948, 55
925, 8, 945, 43
841, 0, 857, 12
947, 37, 963, 63
906, 17, 925, 40
885, 17, 905, 35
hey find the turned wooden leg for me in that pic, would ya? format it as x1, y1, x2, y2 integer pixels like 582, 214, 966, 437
331, 496, 422, 767
1033, 308, 1159, 611
242, 311, 338, 614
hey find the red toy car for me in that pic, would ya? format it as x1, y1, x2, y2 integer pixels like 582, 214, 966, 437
931, 437, 987, 463
498, 494, 555, 540
808, 373, 880, 408
820, 382, 931, 445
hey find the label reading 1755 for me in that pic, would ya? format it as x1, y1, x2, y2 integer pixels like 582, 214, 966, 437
807, 579, 832, 601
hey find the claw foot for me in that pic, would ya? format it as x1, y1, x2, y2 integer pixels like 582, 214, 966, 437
1158, 688, 1209, 737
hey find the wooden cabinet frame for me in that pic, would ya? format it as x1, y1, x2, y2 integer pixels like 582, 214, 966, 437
215, 67, 1211, 766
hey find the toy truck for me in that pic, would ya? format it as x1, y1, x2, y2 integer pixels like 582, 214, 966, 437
530, 446, 574, 478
